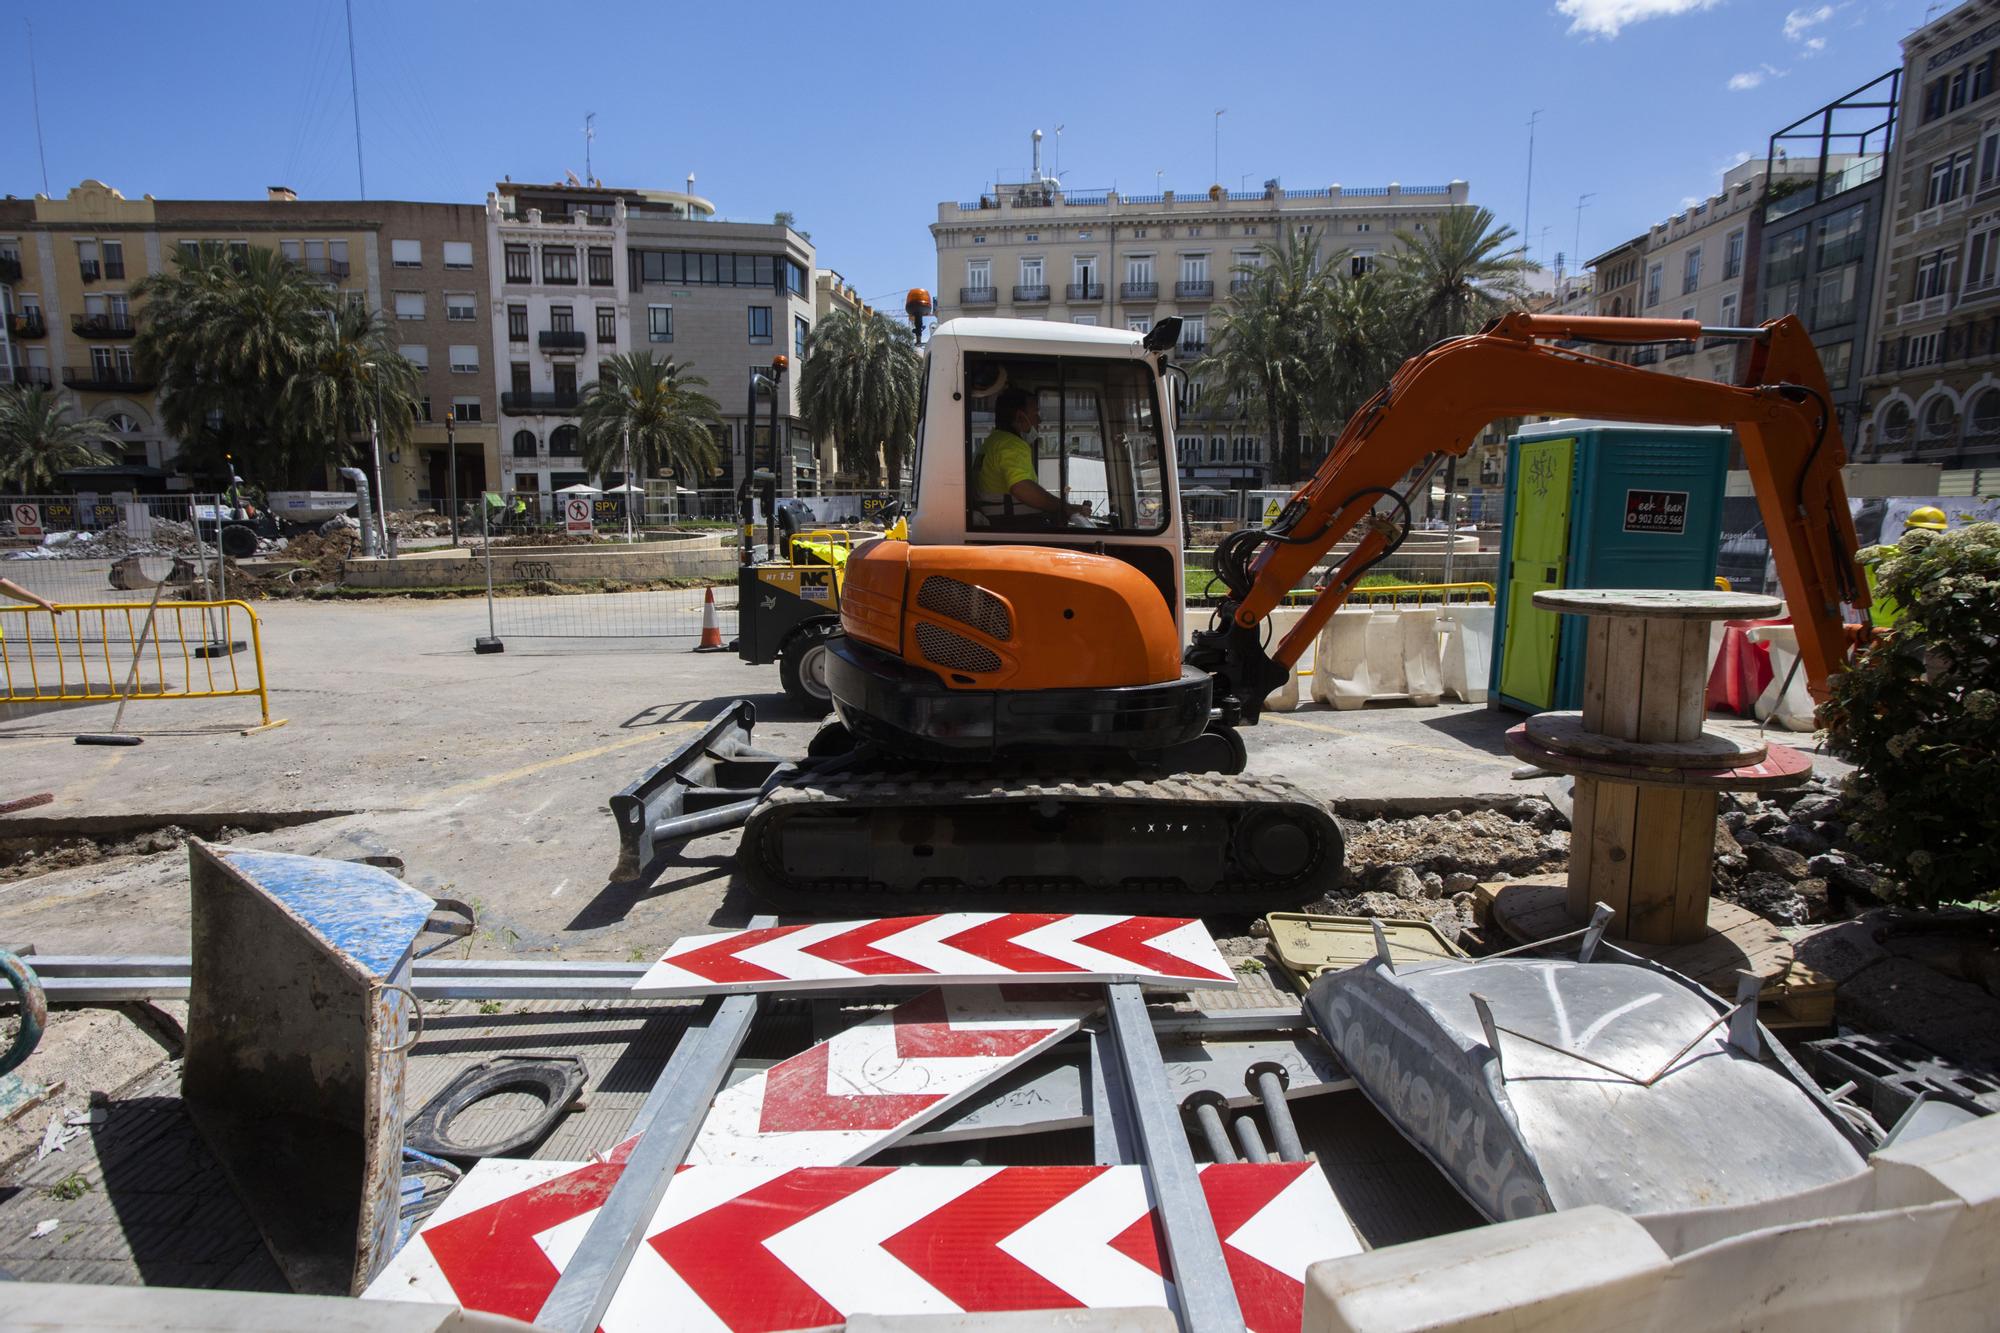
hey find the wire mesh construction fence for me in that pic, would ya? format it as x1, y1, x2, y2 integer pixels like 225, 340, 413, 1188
2, 493, 236, 609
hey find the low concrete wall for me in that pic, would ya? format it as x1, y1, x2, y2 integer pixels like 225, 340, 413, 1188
344, 533, 732, 589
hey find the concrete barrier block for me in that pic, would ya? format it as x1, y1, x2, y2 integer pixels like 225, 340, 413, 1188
1311, 607, 1446, 710
1399, 607, 1443, 706
1311, 608, 1381, 709
1263, 607, 1310, 712
1303, 1206, 1669, 1332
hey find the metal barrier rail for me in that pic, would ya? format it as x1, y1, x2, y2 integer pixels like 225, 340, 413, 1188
0, 600, 281, 730
1357, 581, 1496, 607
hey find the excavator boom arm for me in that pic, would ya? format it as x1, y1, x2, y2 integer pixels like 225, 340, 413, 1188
1193, 313, 1864, 716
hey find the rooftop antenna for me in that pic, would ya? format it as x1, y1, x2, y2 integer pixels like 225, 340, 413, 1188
24, 20, 49, 195
1573, 192, 1596, 277
584, 111, 596, 185
1213, 108, 1226, 186
1053, 124, 1064, 181
1522, 108, 1542, 264
343, 0, 366, 198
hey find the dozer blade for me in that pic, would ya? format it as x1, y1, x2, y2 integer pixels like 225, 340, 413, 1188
738, 771, 1344, 916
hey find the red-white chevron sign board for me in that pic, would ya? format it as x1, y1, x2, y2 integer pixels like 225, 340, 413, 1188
365, 1161, 1360, 1332
692, 987, 1092, 1166
632, 913, 1236, 997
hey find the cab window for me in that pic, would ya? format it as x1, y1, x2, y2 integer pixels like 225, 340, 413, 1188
963, 352, 1167, 535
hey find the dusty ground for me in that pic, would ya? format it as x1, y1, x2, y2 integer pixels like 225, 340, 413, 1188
0, 595, 1857, 965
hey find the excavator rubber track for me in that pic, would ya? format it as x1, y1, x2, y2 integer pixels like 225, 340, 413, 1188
738, 769, 1344, 916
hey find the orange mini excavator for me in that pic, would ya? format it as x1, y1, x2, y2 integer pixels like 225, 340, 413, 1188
725, 302, 1866, 914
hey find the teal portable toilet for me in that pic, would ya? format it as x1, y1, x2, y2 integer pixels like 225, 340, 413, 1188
1490, 420, 1730, 713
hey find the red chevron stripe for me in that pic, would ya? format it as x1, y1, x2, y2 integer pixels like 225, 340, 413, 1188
647, 1167, 887, 1333
798, 914, 940, 974
666, 923, 816, 983
889, 989, 1068, 1060
755, 1041, 949, 1133
1107, 1163, 1314, 1333
419, 1160, 624, 1323
880, 1166, 1103, 1312
1074, 916, 1212, 980
940, 913, 1086, 976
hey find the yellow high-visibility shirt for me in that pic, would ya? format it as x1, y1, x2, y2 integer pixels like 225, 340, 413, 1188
973, 429, 1038, 505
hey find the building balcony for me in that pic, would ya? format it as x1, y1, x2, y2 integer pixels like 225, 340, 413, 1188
1066, 282, 1103, 300
78, 260, 100, 282
538, 329, 588, 352
1963, 273, 2000, 306
1121, 281, 1159, 300
1909, 195, 1970, 235
9, 312, 46, 339
1665, 340, 1699, 359
63, 366, 155, 393
1897, 294, 1953, 326
9, 366, 52, 388
959, 286, 997, 305
1178, 340, 1208, 356
501, 390, 581, 415
1632, 345, 1661, 366
302, 258, 352, 280
1231, 276, 1257, 294
1175, 280, 1214, 300
1012, 284, 1051, 303
72, 314, 137, 339
0, 255, 20, 283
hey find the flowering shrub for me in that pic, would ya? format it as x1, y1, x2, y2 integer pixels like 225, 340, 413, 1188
1823, 521, 2000, 907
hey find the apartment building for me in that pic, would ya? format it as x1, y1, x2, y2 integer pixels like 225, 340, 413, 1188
931, 173, 1473, 487
1860, 0, 2000, 468
1632, 159, 1766, 385
624, 199, 815, 492
1758, 73, 1899, 451
486, 182, 633, 501
0, 179, 498, 507
1586, 235, 1647, 363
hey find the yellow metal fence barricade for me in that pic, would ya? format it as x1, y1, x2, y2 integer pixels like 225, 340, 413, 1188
0, 600, 283, 731
1358, 581, 1497, 608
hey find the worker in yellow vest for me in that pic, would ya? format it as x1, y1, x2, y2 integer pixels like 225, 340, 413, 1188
1866, 505, 1948, 628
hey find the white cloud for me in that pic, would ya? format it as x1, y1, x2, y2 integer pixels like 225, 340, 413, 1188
1727, 62, 1785, 91
1557, 0, 1722, 38
1783, 4, 1836, 40
1804, 35, 1826, 53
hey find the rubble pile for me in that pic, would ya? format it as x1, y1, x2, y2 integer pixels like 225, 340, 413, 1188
389, 510, 448, 539
1305, 800, 1571, 941
3, 517, 210, 562
1712, 777, 1896, 927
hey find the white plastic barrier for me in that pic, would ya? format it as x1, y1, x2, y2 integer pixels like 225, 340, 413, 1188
1261, 606, 1311, 712
1311, 607, 1443, 710
1304, 1113, 2000, 1333
1437, 605, 1493, 704
1745, 623, 1817, 731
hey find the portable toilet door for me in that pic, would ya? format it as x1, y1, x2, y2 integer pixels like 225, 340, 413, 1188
1494, 433, 1578, 710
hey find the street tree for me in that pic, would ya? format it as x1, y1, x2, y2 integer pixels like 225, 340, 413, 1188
578, 351, 724, 492
797, 307, 921, 489
1392, 205, 1531, 346
0, 386, 120, 491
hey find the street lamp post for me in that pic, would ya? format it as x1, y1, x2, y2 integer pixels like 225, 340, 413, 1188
445, 412, 459, 547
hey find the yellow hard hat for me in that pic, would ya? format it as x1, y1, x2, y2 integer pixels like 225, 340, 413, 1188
1906, 506, 1948, 531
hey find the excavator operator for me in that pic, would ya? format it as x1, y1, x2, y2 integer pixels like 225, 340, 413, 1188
971, 387, 1092, 528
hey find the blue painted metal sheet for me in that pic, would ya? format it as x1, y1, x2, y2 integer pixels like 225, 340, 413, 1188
217, 849, 434, 980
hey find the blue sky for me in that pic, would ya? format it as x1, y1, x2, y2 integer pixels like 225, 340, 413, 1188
4, 0, 1935, 307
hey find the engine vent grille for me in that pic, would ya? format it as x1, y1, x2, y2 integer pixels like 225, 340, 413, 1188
916, 576, 1013, 642
915, 621, 1003, 675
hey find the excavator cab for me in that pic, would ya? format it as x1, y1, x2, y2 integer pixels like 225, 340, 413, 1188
828, 317, 1234, 767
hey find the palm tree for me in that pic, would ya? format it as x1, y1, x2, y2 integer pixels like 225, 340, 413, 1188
797, 308, 921, 489
578, 352, 724, 494
135, 244, 330, 485
1200, 234, 1342, 483
286, 300, 422, 485
0, 386, 121, 491
1392, 205, 1531, 347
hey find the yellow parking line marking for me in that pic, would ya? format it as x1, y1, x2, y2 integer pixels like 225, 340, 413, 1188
426, 722, 703, 803
1263, 711, 1518, 767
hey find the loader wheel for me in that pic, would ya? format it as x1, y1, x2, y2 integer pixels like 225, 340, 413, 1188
220, 524, 260, 559
780, 621, 838, 718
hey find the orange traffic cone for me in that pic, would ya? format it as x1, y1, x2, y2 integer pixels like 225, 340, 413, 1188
694, 586, 726, 652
